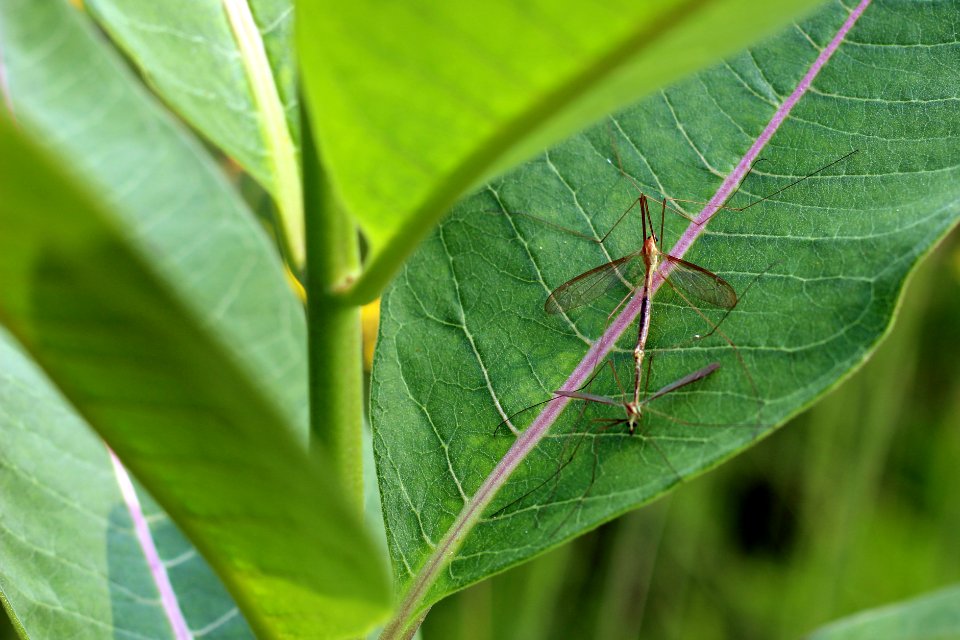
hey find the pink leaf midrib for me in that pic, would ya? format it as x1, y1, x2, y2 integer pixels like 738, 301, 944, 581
110, 450, 192, 639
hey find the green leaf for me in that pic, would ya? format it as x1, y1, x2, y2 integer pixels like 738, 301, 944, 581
0, 0, 389, 634
808, 585, 960, 640
371, 0, 960, 633
0, 330, 256, 639
0, 115, 389, 638
0, 0, 306, 440
84, 0, 304, 262
298, 0, 825, 302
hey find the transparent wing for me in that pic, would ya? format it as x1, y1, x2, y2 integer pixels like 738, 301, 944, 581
661, 255, 737, 309
545, 252, 645, 315
644, 362, 721, 404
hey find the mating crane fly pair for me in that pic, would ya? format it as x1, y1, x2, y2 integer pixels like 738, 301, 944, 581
507, 148, 858, 441
486, 148, 858, 527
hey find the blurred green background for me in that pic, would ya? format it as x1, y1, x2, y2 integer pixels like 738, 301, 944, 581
420, 227, 960, 640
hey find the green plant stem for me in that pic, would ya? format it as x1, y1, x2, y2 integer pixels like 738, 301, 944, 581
302, 102, 364, 511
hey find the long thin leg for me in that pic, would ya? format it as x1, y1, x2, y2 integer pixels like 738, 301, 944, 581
683, 261, 779, 343
643, 354, 654, 403
494, 356, 611, 437
486, 397, 594, 520
545, 430, 602, 540
609, 358, 627, 398
659, 276, 761, 428
488, 193, 646, 246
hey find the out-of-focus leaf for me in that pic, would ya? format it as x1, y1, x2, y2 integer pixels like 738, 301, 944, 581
371, 0, 960, 632
298, 0, 825, 302
0, 116, 390, 639
0, 0, 389, 635
808, 585, 960, 640
83, 0, 304, 260
0, 0, 306, 438
0, 329, 256, 639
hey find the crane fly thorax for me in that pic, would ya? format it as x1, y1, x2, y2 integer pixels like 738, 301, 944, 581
642, 235, 660, 269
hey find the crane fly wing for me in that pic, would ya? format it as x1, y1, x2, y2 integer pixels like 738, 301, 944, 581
545, 253, 645, 314
644, 362, 721, 404
661, 255, 737, 309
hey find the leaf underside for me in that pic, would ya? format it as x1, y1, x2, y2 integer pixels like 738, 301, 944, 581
372, 0, 960, 613
0, 330, 256, 638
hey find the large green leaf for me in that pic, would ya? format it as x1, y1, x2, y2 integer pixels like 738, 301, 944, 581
0, 330, 255, 639
371, 0, 960, 633
84, 0, 303, 260
808, 584, 960, 640
298, 0, 825, 302
0, 0, 306, 439
0, 116, 389, 638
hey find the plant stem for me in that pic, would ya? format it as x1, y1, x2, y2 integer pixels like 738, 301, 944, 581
301, 102, 364, 511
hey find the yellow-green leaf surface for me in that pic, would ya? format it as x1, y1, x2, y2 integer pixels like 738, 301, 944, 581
84, 0, 304, 261
0, 330, 257, 639
809, 584, 960, 640
370, 0, 960, 634
298, 0, 825, 302
0, 115, 389, 639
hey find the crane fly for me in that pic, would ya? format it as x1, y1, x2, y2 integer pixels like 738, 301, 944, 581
543, 195, 736, 317
488, 359, 723, 524
539, 147, 859, 322
488, 147, 859, 523
539, 148, 858, 433
554, 359, 721, 435
545, 191, 738, 435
